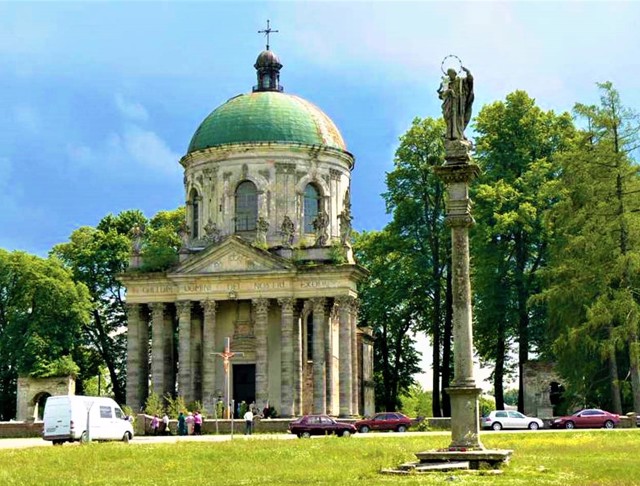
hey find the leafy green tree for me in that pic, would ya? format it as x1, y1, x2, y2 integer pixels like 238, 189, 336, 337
383, 117, 452, 416
472, 91, 574, 411
0, 250, 91, 419
353, 230, 422, 412
52, 208, 184, 405
543, 82, 640, 413
399, 384, 433, 419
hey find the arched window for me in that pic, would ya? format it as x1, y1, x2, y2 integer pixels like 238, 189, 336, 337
235, 181, 258, 232
303, 184, 321, 233
190, 190, 200, 239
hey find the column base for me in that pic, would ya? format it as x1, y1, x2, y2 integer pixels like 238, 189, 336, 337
446, 386, 483, 450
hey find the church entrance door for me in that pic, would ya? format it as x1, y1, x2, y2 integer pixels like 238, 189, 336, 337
233, 364, 256, 416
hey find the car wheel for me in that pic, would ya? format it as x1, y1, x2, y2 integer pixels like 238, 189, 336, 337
492, 422, 502, 431
604, 420, 614, 429
301, 431, 311, 439
359, 425, 370, 433
52, 440, 63, 446
122, 432, 132, 443
80, 431, 89, 443
397, 425, 407, 433
565, 421, 575, 430
528, 422, 539, 430
342, 430, 351, 438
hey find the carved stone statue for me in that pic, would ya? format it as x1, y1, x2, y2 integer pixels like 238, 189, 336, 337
280, 215, 295, 248
129, 224, 144, 255
203, 218, 221, 244
437, 65, 474, 141
338, 205, 352, 246
178, 220, 190, 250
312, 210, 329, 247
255, 216, 269, 246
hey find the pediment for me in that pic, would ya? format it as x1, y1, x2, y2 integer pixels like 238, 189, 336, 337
170, 237, 294, 275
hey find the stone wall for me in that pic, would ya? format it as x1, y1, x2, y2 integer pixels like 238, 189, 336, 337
522, 361, 562, 418
16, 376, 75, 421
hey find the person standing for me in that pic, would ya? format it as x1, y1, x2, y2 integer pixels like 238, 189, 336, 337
186, 412, 195, 435
162, 413, 170, 435
193, 411, 203, 435
178, 411, 187, 436
150, 414, 160, 435
244, 408, 254, 435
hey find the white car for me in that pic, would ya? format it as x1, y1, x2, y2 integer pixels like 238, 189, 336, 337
482, 410, 544, 430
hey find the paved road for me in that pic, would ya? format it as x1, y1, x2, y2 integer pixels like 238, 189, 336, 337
1, 428, 637, 450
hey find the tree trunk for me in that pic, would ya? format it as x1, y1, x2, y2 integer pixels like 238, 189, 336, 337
608, 331, 622, 414
431, 286, 442, 417
494, 321, 507, 410
515, 232, 529, 413
628, 333, 640, 413
441, 260, 453, 416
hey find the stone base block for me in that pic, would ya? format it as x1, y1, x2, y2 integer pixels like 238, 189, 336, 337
415, 449, 513, 470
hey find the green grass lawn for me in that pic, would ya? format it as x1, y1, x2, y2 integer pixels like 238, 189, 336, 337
1, 431, 640, 485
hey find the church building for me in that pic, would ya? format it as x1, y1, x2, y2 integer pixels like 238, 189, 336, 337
121, 43, 374, 418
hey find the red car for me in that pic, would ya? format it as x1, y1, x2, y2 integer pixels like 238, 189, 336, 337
551, 409, 620, 429
288, 415, 356, 438
354, 412, 412, 433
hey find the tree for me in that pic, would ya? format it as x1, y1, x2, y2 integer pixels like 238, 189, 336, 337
543, 82, 640, 413
383, 117, 452, 416
52, 208, 184, 405
0, 250, 91, 419
472, 91, 574, 411
353, 230, 422, 411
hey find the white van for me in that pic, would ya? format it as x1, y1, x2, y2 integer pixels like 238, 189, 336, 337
42, 395, 134, 445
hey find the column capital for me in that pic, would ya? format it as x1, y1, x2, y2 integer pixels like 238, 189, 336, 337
176, 300, 192, 317
201, 299, 218, 317
252, 298, 270, 314
310, 297, 326, 313
277, 297, 295, 313
125, 302, 142, 315
149, 302, 166, 318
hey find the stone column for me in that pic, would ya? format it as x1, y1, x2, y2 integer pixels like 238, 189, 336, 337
163, 308, 174, 398
201, 300, 217, 414
253, 298, 270, 408
126, 303, 144, 410
311, 297, 326, 414
326, 303, 335, 414
434, 158, 483, 450
336, 296, 353, 417
279, 298, 295, 417
293, 304, 303, 416
176, 301, 193, 403
350, 299, 359, 416
150, 303, 165, 397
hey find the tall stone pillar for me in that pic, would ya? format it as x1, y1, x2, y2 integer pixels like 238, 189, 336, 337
336, 296, 353, 417
192, 313, 203, 403
434, 154, 483, 450
279, 298, 295, 417
293, 304, 303, 416
253, 298, 270, 407
126, 303, 145, 411
176, 301, 193, 403
201, 300, 217, 414
163, 308, 174, 398
350, 299, 359, 415
150, 303, 165, 397
311, 297, 326, 414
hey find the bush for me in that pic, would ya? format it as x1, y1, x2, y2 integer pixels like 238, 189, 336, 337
479, 395, 496, 416
165, 395, 187, 419
144, 392, 165, 417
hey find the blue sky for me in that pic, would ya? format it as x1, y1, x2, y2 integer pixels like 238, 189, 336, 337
2, 1, 639, 258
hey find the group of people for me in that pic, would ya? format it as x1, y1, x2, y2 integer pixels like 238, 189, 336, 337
150, 411, 203, 436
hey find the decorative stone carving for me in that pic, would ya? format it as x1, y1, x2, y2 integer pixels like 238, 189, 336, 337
201, 299, 217, 317
329, 168, 341, 180
129, 224, 144, 256
255, 216, 269, 246
338, 205, 352, 245
203, 218, 222, 244
275, 162, 295, 174
258, 169, 270, 181
312, 210, 329, 246
178, 220, 190, 250
280, 215, 295, 248
242, 163, 249, 179
438, 63, 474, 141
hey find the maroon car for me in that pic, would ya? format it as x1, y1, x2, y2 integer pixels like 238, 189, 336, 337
288, 415, 356, 438
551, 409, 620, 429
355, 412, 412, 433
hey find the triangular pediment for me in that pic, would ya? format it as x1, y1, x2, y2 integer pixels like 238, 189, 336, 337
170, 236, 294, 275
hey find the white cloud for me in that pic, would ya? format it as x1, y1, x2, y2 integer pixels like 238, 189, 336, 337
67, 125, 180, 177
115, 94, 149, 122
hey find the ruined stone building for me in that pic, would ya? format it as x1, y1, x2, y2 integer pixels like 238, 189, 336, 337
120, 46, 374, 418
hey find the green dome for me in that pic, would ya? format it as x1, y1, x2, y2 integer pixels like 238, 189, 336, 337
187, 91, 346, 153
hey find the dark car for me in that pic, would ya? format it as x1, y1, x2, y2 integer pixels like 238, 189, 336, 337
288, 415, 356, 438
551, 408, 620, 429
354, 412, 412, 433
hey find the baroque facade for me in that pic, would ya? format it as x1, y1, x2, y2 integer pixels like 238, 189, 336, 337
120, 47, 374, 418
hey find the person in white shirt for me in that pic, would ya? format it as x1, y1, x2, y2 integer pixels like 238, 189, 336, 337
244, 409, 254, 435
